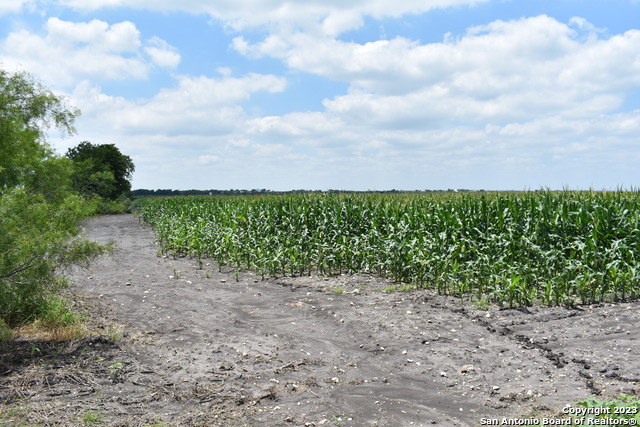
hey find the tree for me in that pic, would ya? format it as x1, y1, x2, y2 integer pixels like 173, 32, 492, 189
0, 70, 79, 200
0, 69, 105, 328
66, 141, 135, 201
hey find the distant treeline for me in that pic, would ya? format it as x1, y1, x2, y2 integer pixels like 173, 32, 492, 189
132, 188, 485, 197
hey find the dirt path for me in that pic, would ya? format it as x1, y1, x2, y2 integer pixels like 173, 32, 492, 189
2, 213, 639, 426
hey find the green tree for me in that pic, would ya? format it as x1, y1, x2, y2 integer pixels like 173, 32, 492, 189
0, 70, 78, 199
0, 69, 105, 329
66, 141, 135, 201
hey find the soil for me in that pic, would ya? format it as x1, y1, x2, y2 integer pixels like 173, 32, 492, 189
1, 213, 639, 426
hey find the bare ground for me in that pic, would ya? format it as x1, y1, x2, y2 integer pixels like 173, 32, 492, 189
1, 213, 639, 426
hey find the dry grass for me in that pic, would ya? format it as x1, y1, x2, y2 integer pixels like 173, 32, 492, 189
13, 320, 90, 342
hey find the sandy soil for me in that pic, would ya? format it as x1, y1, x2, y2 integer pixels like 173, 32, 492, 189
1, 213, 639, 426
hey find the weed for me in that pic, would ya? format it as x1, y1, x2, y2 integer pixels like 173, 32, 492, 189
568, 394, 640, 422
0, 318, 12, 342
30, 344, 41, 358
105, 324, 123, 342
107, 361, 126, 382
474, 297, 490, 310
522, 393, 640, 424
81, 409, 105, 424
108, 361, 125, 375
331, 415, 344, 426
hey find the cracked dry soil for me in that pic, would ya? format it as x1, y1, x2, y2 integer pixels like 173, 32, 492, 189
1, 213, 639, 426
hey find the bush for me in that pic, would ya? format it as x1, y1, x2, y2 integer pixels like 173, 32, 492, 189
92, 195, 132, 214
0, 68, 115, 331
0, 189, 108, 326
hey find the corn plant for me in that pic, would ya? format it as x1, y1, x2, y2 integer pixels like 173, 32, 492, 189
136, 190, 640, 307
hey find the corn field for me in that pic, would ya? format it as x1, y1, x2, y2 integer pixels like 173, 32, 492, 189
135, 191, 640, 307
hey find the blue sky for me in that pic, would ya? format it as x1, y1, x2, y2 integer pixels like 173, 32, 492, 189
1, 0, 639, 191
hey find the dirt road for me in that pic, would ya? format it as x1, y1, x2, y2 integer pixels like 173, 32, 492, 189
1, 214, 639, 426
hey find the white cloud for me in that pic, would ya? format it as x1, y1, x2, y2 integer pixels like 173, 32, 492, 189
234, 15, 640, 134
150, 72, 287, 109
0, 17, 180, 87
247, 112, 340, 138
71, 72, 287, 136
321, 10, 363, 37
0, 0, 30, 15
144, 36, 181, 68
238, 15, 640, 96
46, 17, 140, 52
54, 0, 490, 35
59, 71, 291, 189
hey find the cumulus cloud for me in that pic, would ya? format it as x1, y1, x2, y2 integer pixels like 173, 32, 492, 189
234, 15, 640, 134
0, 0, 29, 15
45, 17, 140, 51
237, 15, 640, 95
0, 17, 179, 87
71, 72, 287, 136
221, 15, 640, 189
54, 0, 490, 35
144, 36, 181, 68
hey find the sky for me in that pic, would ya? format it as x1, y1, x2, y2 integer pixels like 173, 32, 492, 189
1, 0, 639, 191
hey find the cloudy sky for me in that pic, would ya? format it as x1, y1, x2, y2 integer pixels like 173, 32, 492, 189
1, 0, 639, 191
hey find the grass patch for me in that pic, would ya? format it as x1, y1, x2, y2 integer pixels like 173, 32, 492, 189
81, 409, 105, 425
473, 297, 490, 310
11, 296, 89, 342
384, 284, 415, 293
14, 320, 88, 342
0, 406, 34, 426
105, 324, 123, 343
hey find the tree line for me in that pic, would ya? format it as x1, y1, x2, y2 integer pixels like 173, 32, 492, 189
132, 188, 486, 197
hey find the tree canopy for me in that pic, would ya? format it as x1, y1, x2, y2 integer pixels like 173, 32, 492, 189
0, 70, 79, 201
66, 141, 135, 201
